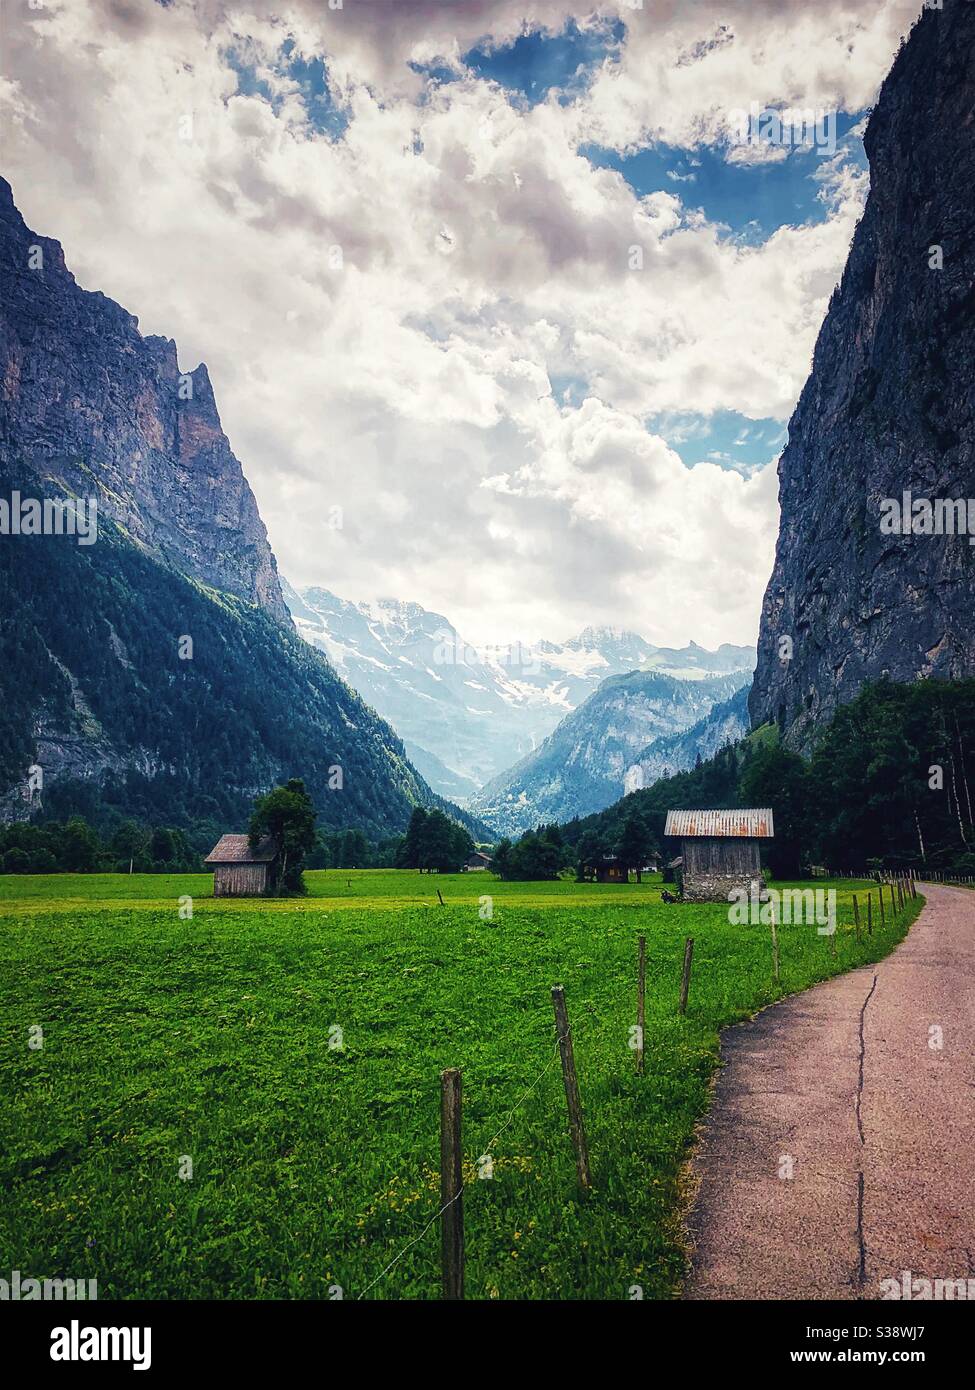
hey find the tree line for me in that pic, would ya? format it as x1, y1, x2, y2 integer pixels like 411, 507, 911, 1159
491, 812, 658, 881
560, 679, 975, 879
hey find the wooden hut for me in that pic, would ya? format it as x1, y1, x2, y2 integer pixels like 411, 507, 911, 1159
593, 856, 628, 883
663, 809, 774, 903
204, 834, 278, 897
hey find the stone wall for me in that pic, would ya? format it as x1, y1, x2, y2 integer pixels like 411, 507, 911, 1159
683, 872, 763, 905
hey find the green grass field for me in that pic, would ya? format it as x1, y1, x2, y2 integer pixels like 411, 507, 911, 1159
0, 869, 921, 1300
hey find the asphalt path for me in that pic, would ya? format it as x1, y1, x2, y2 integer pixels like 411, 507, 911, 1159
685, 885, 975, 1300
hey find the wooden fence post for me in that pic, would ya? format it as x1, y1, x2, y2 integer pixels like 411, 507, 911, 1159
879, 887, 886, 927
636, 936, 646, 1075
771, 918, 780, 984
679, 938, 694, 1015
852, 894, 861, 941
867, 894, 873, 934
440, 1068, 464, 1300
551, 986, 592, 1190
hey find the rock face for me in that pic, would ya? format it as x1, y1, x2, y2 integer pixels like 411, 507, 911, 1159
634, 685, 751, 787
0, 177, 288, 622
750, 0, 975, 749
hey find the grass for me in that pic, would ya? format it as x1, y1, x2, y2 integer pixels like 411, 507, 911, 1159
0, 870, 922, 1300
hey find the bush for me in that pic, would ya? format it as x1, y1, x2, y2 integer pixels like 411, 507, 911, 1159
3, 847, 30, 874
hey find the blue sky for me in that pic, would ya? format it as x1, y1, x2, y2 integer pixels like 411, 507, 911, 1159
224, 37, 349, 139
463, 17, 626, 104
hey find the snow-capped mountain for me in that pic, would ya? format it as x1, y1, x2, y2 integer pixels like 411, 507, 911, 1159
283, 579, 755, 803
469, 670, 750, 835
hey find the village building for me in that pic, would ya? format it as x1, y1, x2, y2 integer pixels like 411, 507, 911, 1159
593, 855, 628, 883
204, 834, 278, 897
664, 808, 774, 903
462, 850, 493, 872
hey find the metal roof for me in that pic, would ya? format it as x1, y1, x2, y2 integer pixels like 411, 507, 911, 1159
664, 808, 774, 839
204, 834, 278, 864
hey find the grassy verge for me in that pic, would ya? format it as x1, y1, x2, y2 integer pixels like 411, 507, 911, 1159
0, 873, 922, 1299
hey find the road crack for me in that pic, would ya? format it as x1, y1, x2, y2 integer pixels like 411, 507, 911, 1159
856, 972, 879, 1291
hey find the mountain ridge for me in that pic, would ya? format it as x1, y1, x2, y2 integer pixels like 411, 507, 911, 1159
470, 667, 751, 835
286, 580, 755, 798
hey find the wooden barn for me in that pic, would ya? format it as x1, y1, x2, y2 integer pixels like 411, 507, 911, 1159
663, 808, 774, 903
204, 834, 278, 897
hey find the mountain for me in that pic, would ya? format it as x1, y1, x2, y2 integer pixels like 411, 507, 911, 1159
0, 179, 471, 840
0, 181, 287, 624
469, 669, 750, 835
750, 0, 975, 748
287, 582, 755, 798
631, 685, 752, 785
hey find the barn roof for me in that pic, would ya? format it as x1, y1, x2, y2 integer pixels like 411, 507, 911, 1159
204, 834, 278, 864
664, 808, 774, 839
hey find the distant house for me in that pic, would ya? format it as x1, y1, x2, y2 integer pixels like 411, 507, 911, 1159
463, 850, 493, 872
593, 856, 628, 884
204, 834, 278, 897
664, 808, 774, 903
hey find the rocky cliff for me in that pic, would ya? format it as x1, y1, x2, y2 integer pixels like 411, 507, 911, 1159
0, 180, 481, 838
750, 0, 975, 747
0, 176, 288, 621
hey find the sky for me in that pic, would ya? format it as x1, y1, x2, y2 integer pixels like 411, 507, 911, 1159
1, 0, 930, 648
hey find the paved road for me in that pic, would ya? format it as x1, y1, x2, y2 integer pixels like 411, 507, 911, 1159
685, 884, 975, 1300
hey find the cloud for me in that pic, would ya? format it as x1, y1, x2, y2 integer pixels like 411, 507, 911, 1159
0, 0, 922, 647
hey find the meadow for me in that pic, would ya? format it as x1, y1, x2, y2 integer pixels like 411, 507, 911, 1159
0, 869, 921, 1300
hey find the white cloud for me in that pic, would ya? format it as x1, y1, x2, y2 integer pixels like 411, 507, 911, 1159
0, 0, 923, 647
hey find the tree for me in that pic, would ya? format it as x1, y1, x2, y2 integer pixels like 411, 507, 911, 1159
149, 827, 177, 864
500, 831, 561, 881
575, 829, 606, 882
415, 810, 473, 873
341, 828, 371, 868
397, 807, 429, 869
615, 809, 657, 883
491, 838, 512, 879
740, 744, 810, 878
3, 847, 29, 874
110, 820, 146, 866
59, 816, 99, 872
249, 778, 317, 895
